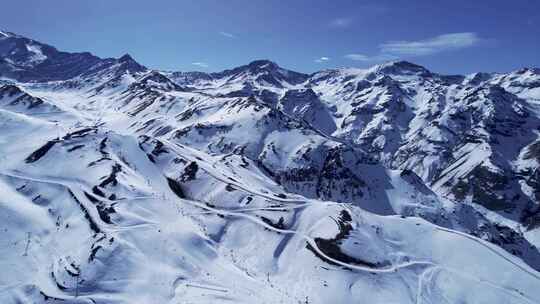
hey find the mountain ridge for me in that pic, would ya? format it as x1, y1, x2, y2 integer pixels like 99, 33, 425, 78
2, 30, 539, 81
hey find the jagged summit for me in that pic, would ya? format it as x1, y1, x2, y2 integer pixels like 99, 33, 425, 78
210, 59, 309, 88
0, 83, 23, 94
246, 59, 279, 69
464, 72, 493, 85
516, 67, 540, 75
218, 59, 296, 75
371, 60, 432, 76
165, 60, 297, 89
116, 53, 146, 73
130, 70, 184, 91
118, 53, 136, 63
0, 30, 25, 39
0, 30, 13, 38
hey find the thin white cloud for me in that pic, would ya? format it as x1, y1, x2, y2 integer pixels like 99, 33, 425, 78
219, 31, 236, 39
192, 62, 209, 68
344, 32, 483, 63
380, 32, 481, 56
329, 18, 353, 28
344, 54, 369, 61
315, 57, 330, 63
344, 54, 397, 62
344, 53, 397, 62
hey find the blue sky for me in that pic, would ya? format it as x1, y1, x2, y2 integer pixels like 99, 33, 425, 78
2, 0, 539, 74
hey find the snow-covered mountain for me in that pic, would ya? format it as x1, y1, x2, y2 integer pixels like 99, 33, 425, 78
1, 31, 540, 304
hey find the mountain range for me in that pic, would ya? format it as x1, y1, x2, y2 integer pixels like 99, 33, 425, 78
1, 30, 540, 303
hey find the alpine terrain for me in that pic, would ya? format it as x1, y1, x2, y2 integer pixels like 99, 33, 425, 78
1, 30, 540, 303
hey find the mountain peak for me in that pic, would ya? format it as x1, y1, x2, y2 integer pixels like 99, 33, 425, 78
0, 30, 15, 38
118, 53, 136, 63
139, 70, 170, 81
211, 59, 308, 87
247, 59, 279, 69
117, 53, 146, 73
515, 67, 540, 75
464, 72, 493, 85
373, 60, 431, 76
129, 70, 185, 92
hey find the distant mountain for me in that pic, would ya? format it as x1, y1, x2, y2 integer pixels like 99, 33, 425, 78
0, 31, 145, 82
1, 31, 540, 304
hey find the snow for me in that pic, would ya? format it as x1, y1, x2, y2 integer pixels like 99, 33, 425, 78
25, 44, 48, 63
1, 32, 540, 303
